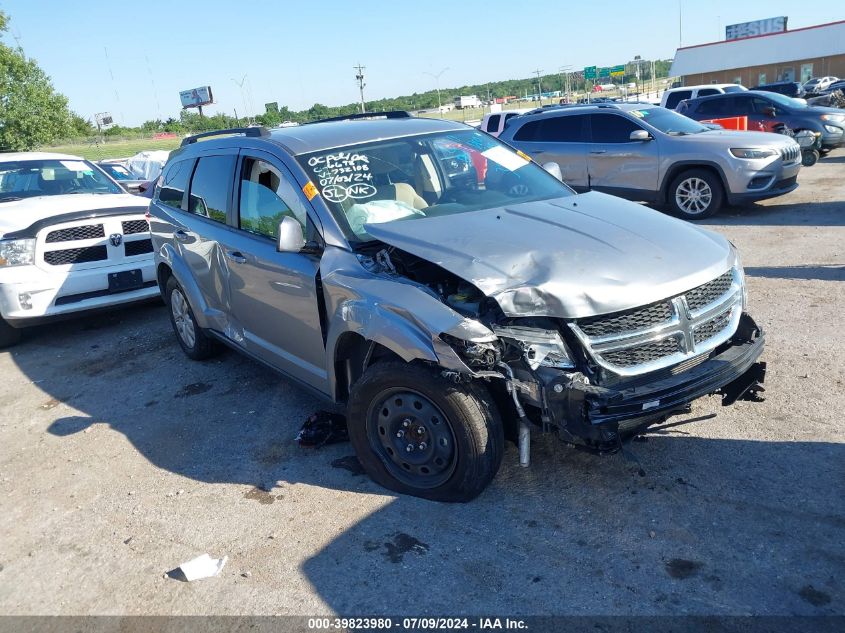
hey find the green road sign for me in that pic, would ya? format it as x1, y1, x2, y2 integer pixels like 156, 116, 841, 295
599, 67, 610, 78
610, 65, 625, 77
584, 66, 597, 79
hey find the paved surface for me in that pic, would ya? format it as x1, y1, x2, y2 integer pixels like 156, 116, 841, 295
0, 151, 843, 616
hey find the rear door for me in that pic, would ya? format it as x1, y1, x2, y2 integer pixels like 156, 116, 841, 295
222, 150, 328, 391
586, 113, 659, 198
509, 115, 590, 189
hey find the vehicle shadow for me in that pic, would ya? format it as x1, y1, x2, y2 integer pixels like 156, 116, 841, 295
745, 264, 845, 281
9, 304, 845, 616
700, 201, 845, 227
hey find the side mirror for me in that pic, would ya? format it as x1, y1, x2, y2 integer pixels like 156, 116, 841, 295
762, 106, 776, 117
629, 129, 652, 141
277, 216, 305, 253
541, 161, 563, 181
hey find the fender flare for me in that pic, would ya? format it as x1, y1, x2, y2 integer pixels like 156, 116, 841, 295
155, 243, 220, 330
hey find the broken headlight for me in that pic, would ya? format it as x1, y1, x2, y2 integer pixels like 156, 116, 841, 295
492, 325, 576, 371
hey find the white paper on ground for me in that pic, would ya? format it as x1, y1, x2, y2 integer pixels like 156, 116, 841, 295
178, 553, 228, 581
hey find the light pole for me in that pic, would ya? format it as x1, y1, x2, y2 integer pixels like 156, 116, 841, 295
354, 64, 366, 113
231, 75, 250, 125
533, 69, 543, 103
423, 67, 449, 111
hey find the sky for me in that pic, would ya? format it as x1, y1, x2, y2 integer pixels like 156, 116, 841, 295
1, 0, 842, 126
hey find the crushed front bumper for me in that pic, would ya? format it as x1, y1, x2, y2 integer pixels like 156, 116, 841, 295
544, 313, 765, 450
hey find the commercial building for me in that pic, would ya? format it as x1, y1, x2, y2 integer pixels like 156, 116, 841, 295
670, 20, 845, 87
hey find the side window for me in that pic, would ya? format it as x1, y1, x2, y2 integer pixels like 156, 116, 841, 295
188, 156, 235, 223
696, 98, 728, 117
665, 90, 692, 109
157, 159, 194, 209
751, 97, 775, 113
485, 114, 501, 133
513, 120, 541, 141
589, 114, 642, 143
542, 115, 585, 142
238, 158, 304, 240
732, 97, 753, 115
697, 89, 719, 97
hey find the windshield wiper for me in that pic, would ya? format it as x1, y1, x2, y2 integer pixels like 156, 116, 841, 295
0, 196, 23, 202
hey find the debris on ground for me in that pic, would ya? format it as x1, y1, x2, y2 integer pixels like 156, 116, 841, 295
166, 553, 227, 582
295, 411, 348, 447
331, 455, 365, 475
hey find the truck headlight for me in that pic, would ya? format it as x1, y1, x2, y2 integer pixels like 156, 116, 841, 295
824, 125, 841, 134
729, 148, 777, 159
0, 238, 36, 267
820, 114, 845, 123
492, 325, 575, 370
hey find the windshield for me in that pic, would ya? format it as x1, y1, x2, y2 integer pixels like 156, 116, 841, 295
760, 92, 807, 109
297, 129, 574, 242
0, 159, 122, 201
629, 107, 710, 135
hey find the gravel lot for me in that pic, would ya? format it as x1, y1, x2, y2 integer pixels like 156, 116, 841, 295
0, 150, 843, 617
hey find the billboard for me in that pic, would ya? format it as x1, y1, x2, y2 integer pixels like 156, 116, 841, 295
94, 112, 114, 130
179, 86, 214, 109
725, 16, 787, 41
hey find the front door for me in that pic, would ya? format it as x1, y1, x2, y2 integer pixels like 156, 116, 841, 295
586, 113, 659, 199
222, 150, 329, 391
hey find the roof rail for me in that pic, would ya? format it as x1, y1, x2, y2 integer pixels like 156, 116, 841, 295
181, 126, 270, 147
303, 111, 412, 125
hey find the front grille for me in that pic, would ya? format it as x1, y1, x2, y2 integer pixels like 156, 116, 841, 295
693, 309, 734, 345
43, 245, 108, 266
601, 337, 681, 368
780, 145, 800, 163
122, 219, 149, 235
578, 301, 672, 337
685, 271, 732, 311
45, 224, 105, 243
124, 239, 153, 257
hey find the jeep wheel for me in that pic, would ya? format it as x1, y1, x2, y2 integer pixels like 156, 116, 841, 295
347, 361, 504, 502
0, 317, 22, 348
165, 277, 219, 360
668, 169, 723, 220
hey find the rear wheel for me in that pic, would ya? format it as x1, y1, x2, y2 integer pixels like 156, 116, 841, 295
165, 277, 219, 360
0, 317, 22, 348
668, 169, 723, 220
347, 361, 504, 502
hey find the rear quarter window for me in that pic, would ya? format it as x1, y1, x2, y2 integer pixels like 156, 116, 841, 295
157, 159, 194, 209
665, 90, 692, 109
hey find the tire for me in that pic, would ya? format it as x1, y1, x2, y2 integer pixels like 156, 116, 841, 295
165, 276, 219, 360
802, 150, 820, 167
0, 317, 22, 348
347, 361, 504, 502
667, 169, 724, 220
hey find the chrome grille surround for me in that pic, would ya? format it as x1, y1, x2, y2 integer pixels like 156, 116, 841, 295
570, 268, 743, 376
780, 144, 800, 164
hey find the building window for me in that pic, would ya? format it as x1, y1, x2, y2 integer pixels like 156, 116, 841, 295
758, 72, 767, 86
781, 67, 795, 82
800, 64, 813, 83
732, 76, 742, 85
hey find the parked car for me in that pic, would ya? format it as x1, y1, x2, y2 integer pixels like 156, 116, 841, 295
660, 84, 747, 110
803, 76, 840, 94
751, 81, 805, 99
96, 160, 146, 194
677, 90, 845, 152
0, 153, 158, 347
149, 117, 767, 501
479, 108, 532, 137
499, 103, 801, 220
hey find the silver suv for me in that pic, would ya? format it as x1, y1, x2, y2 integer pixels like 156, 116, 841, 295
150, 115, 766, 502
499, 103, 802, 219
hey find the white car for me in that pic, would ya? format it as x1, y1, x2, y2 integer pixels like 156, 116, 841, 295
803, 76, 840, 93
0, 153, 158, 347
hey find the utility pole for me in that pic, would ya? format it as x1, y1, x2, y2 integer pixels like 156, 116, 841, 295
533, 69, 543, 103
354, 64, 366, 113
678, 0, 683, 48
559, 65, 572, 102
231, 75, 251, 125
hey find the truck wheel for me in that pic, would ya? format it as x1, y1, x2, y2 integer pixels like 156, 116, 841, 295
802, 150, 820, 167
347, 361, 504, 502
165, 277, 219, 360
0, 317, 22, 348
668, 169, 723, 220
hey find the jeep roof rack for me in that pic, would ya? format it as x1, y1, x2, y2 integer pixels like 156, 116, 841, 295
181, 126, 270, 146
303, 111, 412, 125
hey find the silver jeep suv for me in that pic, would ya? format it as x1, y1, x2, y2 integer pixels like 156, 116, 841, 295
498, 103, 802, 219
150, 115, 766, 502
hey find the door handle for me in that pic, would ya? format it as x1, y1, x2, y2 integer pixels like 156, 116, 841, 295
589, 150, 607, 155
225, 251, 247, 264
173, 229, 190, 242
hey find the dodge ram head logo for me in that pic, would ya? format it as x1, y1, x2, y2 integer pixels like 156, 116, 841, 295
109, 233, 123, 247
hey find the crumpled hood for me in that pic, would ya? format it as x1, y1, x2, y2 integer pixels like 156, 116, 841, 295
0, 193, 147, 237
364, 191, 734, 319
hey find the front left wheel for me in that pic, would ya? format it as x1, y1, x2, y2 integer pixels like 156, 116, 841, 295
347, 361, 504, 502
165, 277, 219, 360
668, 169, 724, 220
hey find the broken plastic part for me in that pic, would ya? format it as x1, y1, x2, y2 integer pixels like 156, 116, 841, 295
169, 553, 227, 582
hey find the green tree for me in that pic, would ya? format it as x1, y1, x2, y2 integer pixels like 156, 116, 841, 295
0, 11, 73, 150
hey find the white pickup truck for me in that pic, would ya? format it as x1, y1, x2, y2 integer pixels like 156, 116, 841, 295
479, 108, 533, 137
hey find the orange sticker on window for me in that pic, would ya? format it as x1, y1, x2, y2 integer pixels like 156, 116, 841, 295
303, 181, 319, 200
516, 150, 532, 162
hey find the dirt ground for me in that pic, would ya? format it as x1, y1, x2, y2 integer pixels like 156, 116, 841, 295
0, 150, 843, 617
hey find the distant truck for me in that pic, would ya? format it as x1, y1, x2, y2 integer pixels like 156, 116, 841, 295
454, 95, 482, 109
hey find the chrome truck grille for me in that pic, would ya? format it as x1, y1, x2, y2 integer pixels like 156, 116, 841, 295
780, 144, 800, 164
37, 214, 151, 269
570, 269, 743, 376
